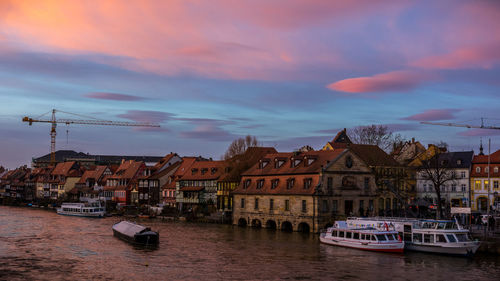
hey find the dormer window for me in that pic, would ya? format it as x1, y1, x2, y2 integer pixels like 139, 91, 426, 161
271, 179, 279, 189
303, 178, 312, 189
260, 160, 269, 169
244, 179, 251, 189
201, 168, 208, 175
485, 167, 489, 173
257, 179, 264, 189
307, 158, 316, 166
211, 168, 217, 174
457, 159, 462, 165
293, 159, 301, 167
287, 178, 295, 189
275, 159, 285, 168
495, 167, 499, 173
191, 168, 198, 175
476, 167, 481, 173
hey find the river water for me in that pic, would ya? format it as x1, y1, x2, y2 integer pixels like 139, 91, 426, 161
0, 206, 499, 281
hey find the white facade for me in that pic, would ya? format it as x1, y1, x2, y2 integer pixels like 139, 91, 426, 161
416, 168, 470, 207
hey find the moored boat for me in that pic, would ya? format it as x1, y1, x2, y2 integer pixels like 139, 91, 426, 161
112, 220, 159, 246
320, 221, 404, 253
56, 200, 105, 217
346, 217, 480, 256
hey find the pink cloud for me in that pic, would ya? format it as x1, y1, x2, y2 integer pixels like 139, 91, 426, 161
402, 109, 460, 121
458, 129, 500, 137
117, 110, 173, 124
85, 92, 145, 101
411, 45, 500, 70
326, 71, 426, 93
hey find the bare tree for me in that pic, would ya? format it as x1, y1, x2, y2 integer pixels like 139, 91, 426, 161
418, 152, 457, 219
223, 135, 259, 160
349, 124, 405, 152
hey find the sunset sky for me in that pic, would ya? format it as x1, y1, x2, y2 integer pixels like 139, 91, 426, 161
1, 0, 500, 168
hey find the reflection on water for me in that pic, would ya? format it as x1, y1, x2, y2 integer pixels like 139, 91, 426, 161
1, 206, 499, 280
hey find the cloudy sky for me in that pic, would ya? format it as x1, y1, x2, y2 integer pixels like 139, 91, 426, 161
1, 0, 500, 168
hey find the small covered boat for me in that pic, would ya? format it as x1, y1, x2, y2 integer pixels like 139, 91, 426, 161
112, 221, 159, 246
320, 221, 404, 253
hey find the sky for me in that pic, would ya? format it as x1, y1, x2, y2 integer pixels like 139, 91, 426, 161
1, 0, 500, 169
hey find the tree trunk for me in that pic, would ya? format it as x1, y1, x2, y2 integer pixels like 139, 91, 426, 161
436, 190, 443, 219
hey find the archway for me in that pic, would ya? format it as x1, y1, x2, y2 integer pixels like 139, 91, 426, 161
265, 220, 277, 230
251, 219, 262, 228
281, 221, 293, 232
237, 218, 247, 227
297, 222, 310, 233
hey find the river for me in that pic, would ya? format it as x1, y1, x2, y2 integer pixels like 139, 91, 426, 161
0, 206, 499, 280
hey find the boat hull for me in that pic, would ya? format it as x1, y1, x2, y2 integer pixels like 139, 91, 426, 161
57, 209, 105, 218
320, 236, 404, 253
406, 242, 481, 256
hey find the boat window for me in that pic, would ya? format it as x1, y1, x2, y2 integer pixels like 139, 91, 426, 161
376, 234, 387, 241
403, 225, 411, 233
339, 231, 345, 238
371, 235, 376, 241
387, 234, 395, 241
353, 232, 359, 239
413, 233, 422, 242
436, 234, 447, 243
346, 232, 352, 239
424, 234, 434, 243
437, 222, 447, 229
332, 230, 338, 237
455, 234, 468, 242
446, 222, 457, 229
446, 234, 457, 243
361, 234, 365, 240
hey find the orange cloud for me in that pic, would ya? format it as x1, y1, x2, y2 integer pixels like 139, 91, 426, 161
326, 71, 426, 93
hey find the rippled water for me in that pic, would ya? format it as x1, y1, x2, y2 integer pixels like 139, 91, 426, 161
1, 206, 499, 281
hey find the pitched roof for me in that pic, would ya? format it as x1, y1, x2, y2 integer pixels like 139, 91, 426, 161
349, 144, 400, 167
327, 128, 352, 149
112, 160, 144, 179
241, 149, 345, 176
179, 160, 227, 181
221, 147, 278, 182
472, 149, 500, 164
51, 161, 78, 176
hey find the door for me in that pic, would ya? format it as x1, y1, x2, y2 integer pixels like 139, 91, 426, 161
344, 200, 353, 216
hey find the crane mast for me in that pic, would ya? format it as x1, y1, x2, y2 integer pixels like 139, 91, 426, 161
23, 109, 160, 164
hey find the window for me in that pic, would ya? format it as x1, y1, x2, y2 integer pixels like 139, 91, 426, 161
332, 200, 338, 213
461, 184, 466, 192
423, 184, 427, 192
455, 233, 468, 242
191, 168, 198, 175
287, 178, 295, 189
436, 234, 447, 243
424, 234, 434, 243
364, 177, 370, 189
485, 167, 489, 173
269, 199, 274, 210
475, 180, 481, 190
322, 200, 328, 213
244, 179, 251, 189
371, 235, 376, 241
285, 199, 290, 211
346, 232, 352, 239
302, 200, 307, 212
303, 178, 312, 189
201, 168, 207, 175
451, 184, 456, 192
257, 179, 264, 189
211, 168, 217, 174
376, 234, 387, 241
353, 232, 359, 240
294, 159, 301, 167
495, 181, 499, 189
241, 198, 245, 208
271, 179, 279, 189
457, 159, 462, 165
339, 231, 345, 238
461, 171, 466, 178
254, 198, 259, 210
413, 233, 422, 243
485, 180, 489, 190
446, 234, 457, 243
476, 167, 481, 173
260, 160, 269, 169
275, 159, 285, 168
307, 158, 315, 165
495, 167, 499, 173
327, 177, 333, 190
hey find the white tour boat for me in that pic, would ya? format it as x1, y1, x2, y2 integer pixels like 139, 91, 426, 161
320, 221, 404, 253
346, 217, 481, 256
57, 201, 106, 218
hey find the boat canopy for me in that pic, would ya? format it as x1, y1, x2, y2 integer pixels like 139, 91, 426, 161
113, 221, 147, 237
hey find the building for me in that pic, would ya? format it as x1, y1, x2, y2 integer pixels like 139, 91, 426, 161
176, 160, 227, 214
103, 160, 145, 205
46, 161, 82, 200
137, 153, 182, 206
70, 165, 114, 201
416, 151, 473, 208
161, 157, 198, 207
470, 149, 500, 212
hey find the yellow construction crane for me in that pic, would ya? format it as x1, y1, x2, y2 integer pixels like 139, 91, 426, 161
22, 109, 160, 164
421, 118, 500, 130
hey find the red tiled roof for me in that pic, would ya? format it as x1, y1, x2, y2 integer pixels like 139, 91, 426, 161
349, 144, 400, 167
152, 153, 178, 170
179, 160, 226, 181
111, 160, 144, 179
473, 150, 500, 164
51, 161, 77, 176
